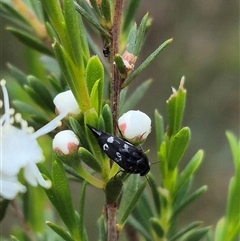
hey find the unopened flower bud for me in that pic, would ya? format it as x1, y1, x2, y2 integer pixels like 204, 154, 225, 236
53, 130, 79, 156
53, 90, 80, 116
118, 110, 151, 144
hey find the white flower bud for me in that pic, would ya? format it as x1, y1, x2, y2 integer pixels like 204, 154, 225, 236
53, 130, 79, 155
118, 110, 151, 144
53, 90, 80, 116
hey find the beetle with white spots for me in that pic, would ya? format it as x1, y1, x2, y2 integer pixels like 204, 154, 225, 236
87, 125, 150, 176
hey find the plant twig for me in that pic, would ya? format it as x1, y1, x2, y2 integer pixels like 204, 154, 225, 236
106, 203, 118, 241
110, 0, 124, 134
107, 0, 124, 240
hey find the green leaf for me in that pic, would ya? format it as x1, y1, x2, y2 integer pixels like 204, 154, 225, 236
79, 182, 87, 240
86, 56, 104, 114
167, 127, 191, 171
10, 236, 20, 241
173, 178, 192, 210
131, 191, 154, 233
123, 38, 173, 87
52, 40, 75, 88
0, 2, 32, 28
150, 218, 164, 237
105, 176, 124, 204
40, 0, 65, 38
46, 221, 74, 241
40, 56, 61, 78
134, 13, 149, 56
78, 15, 90, 64
136, 190, 155, 218
74, 2, 110, 37
148, 174, 161, 215
114, 54, 127, 78
90, 79, 101, 115
98, 215, 107, 241
175, 150, 203, 196
123, 0, 141, 33
78, 147, 102, 173
169, 221, 203, 241
127, 215, 152, 241
50, 159, 81, 240
226, 131, 240, 172
48, 75, 63, 92
23, 186, 46, 233
166, 77, 186, 136
172, 185, 207, 221
102, 104, 113, 134
53, 40, 91, 113
7, 27, 53, 56
155, 110, 165, 150
214, 218, 225, 241
63, 164, 83, 181
7, 64, 28, 86
45, 21, 58, 40
28, 75, 55, 112
84, 110, 110, 180
180, 226, 210, 241
117, 176, 147, 227
63, 0, 83, 68
120, 79, 152, 114
69, 117, 90, 150
101, 0, 112, 27
12, 100, 44, 118
126, 23, 137, 53
224, 176, 240, 241
222, 132, 240, 241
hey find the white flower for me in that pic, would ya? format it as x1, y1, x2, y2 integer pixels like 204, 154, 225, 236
53, 90, 80, 116
53, 130, 79, 155
118, 110, 151, 144
0, 79, 67, 200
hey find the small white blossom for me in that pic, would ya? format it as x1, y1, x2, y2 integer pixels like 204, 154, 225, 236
53, 130, 79, 155
0, 79, 67, 200
118, 110, 151, 144
53, 90, 80, 116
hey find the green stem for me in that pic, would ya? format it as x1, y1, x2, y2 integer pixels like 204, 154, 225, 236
76, 166, 104, 189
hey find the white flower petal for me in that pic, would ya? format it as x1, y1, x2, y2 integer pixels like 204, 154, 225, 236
24, 162, 51, 189
0, 173, 26, 200
1, 125, 44, 176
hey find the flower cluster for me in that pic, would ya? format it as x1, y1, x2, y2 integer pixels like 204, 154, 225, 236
0, 80, 75, 200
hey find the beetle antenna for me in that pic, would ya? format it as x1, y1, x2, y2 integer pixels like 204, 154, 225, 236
151, 160, 161, 165
145, 175, 151, 187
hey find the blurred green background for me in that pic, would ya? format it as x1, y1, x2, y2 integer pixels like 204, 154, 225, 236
0, 0, 239, 240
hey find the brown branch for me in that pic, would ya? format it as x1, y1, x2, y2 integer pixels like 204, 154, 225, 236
110, 0, 124, 134
106, 203, 118, 241
107, 1, 124, 241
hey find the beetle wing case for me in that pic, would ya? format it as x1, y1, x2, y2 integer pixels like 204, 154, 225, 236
87, 124, 150, 176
